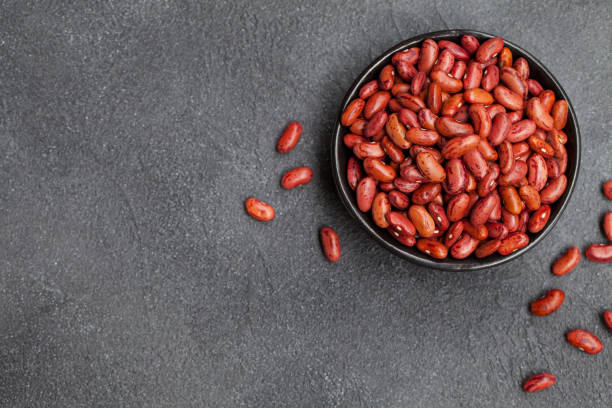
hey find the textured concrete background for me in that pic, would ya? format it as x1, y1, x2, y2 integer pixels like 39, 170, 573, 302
1, 0, 611, 406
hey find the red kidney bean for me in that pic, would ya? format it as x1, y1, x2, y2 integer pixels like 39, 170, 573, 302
603, 212, 612, 242
416, 238, 448, 259
507, 119, 536, 143
364, 91, 391, 119
468, 104, 491, 138
450, 233, 479, 259
418, 108, 438, 130
475, 239, 501, 258
379, 182, 395, 192
513, 57, 530, 80
464, 61, 483, 90
450, 60, 467, 80
552, 247, 581, 276
530, 289, 565, 316
464, 88, 494, 105
380, 137, 404, 163
519, 185, 541, 211
441, 93, 464, 116
430, 70, 463, 93
499, 160, 528, 186
604, 181, 612, 200
387, 98, 402, 113
277, 121, 302, 153
400, 164, 426, 183
410, 146, 443, 162
416, 152, 446, 183
444, 221, 463, 247
392, 83, 411, 96
507, 110, 523, 124
432, 49, 455, 74
389, 190, 410, 209
585, 244, 612, 263
347, 157, 363, 190
603, 311, 612, 331
518, 209, 530, 232
486, 103, 506, 119
545, 157, 561, 179
360, 80, 379, 99
476, 37, 503, 63
498, 47, 512, 68
363, 157, 396, 182
486, 222, 509, 240
418, 39, 439, 73
397, 92, 426, 112
245, 197, 275, 222
527, 78, 543, 96
408, 205, 436, 237
393, 177, 420, 193
539, 90, 555, 112
478, 139, 497, 161
526, 97, 554, 131
463, 148, 488, 180
372, 192, 391, 228
428, 202, 450, 230
435, 116, 474, 137
363, 110, 388, 137
540, 174, 566, 204
378, 64, 395, 91
566, 329, 603, 354
498, 232, 529, 255
488, 190, 502, 221
527, 154, 548, 191
552, 100, 568, 130
438, 40, 470, 60
493, 85, 524, 111
398, 108, 420, 128
410, 71, 426, 96
281, 167, 313, 189
392, 48, 420, 66
447, 193, 470, 222
411, 183, 442, 205
523, 373, 556, 393
427, 82, 442, 114
442, 158, 468, 195
465, 171, 477, 192
460, 35, 479, 55
497, 141, 514, 175
320, 227, 341, 262
396, 60, 418, 81
502, 209, 519, 232
453, 104, 470, 123
478, 164, 500, 197
356, 177, 376, 212
487, 113, 509, 147
470, 193, 497, 226
527, 205, 550, 233
387, 211, 416, 237
344, 133, 368, 149
499, 186, 522, 215
349, 118, 368, 135
528, 136, 555, 158
500, 67, 526, 99
481, 65, 499, 92
353, 142, 385, 160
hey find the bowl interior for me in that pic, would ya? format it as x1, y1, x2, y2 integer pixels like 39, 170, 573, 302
331, 29, 580, 271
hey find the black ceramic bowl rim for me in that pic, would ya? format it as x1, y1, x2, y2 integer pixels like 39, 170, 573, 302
331, 29, 581, 271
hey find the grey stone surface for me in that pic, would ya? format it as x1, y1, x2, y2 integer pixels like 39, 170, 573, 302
0, 0, 611, 406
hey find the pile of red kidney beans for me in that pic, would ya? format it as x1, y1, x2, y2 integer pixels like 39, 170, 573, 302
245, 35, 612, 394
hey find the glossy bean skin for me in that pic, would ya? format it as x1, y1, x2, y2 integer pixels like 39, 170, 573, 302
363, 157, 397, 182
447, 193, 470, 222
363, 110, 388, 138
476, 37, 503, 63
387, 211, 416, 237
475, 239, 501, 258
353, 142, 385, 160
397, 92, 426, 112
435, 116, 474, 137
450, 60, 467, 80
527, 154, 549, 191
498, 47, 512, 68
411, 183, 442, 205
461, 35, 480, 55
356, 177, 377, 212
530, 289, 565, 316
378, 64, 395, 91
277, 121, 303, 153
490, 114, 511, 149
603, 212, 612, 242
281, 167, 313, 189
443, 221, 464, 247
604, 181, 612, 200
500, 186, 522, 215
552, 247, 581, 276
462, 221, 488, 240
470, 193, 497, 226
441, 135, 481, 159
385, 113, 410, 149
464, 88, 494, 105
427, 82, 442, 114
585, 244, 612, 263
527, 204, 551, 234
499, 160, 528, 186
463, 148, 488, 180
372, 192, 391, 228
493, 85, 524, 111
528, 136, 555, 158
399, 108, 420, 128
347, 157, 363, 190
469, 104, 491, 138
513, 57, 530, 80
441, 93, 465, 116
478, 164, 500, 197
500, 67, 526, 98
411, 71, 427, 95
381, 136, 405, 163
359, 80, 379, 99
450, 233, 479, 259
526, 97, 554, 131
349, 118, 368, 135
603, 311, 612, 331
486, 222, 509, 240
430, 69, 463, 92
416, 152, 446, 183
418, 39, 439, 73
552, 100, 568, 130
523, 373, 556, 393
408, 205, 436, 237
245, 197, 275, 222
416, 238, 448, 259
498, 140, 514, 174
527, 79, 543, 96
540, 175, 567, 204
364, 91, 391, 119
389, 190, 410, 210
486, 104, 506, 119
428, 202, 450, 230
320, 227, 341, 262
464, 61, 483, 90
344, 133, 368, 149
519, 185, 541, 211
507, 119, 536, 143
498, 232, 529, 255
539, 90, 556, 113
443, 158, 468, 194
566, 329, 603, 354
481, 65, 499, 92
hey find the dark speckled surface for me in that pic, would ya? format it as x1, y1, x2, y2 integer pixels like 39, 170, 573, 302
0, 1, 610, 407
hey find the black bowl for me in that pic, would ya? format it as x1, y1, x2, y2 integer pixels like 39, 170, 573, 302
331, 29, 580, 271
